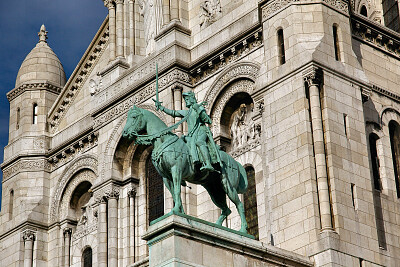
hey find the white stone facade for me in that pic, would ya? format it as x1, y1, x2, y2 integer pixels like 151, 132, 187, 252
1, 0, 400, 266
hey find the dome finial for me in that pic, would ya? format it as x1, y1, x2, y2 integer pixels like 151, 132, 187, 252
38, 24, 48, 43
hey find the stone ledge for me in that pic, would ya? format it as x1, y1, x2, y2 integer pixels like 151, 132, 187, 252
143, 213, 313, 267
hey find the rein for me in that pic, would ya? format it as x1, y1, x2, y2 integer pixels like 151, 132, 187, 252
132, 109, 192, 145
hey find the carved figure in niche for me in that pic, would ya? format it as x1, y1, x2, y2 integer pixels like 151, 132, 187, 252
230, 103, 259, 150
139, 0, 164, 55
199, 0, 222, 29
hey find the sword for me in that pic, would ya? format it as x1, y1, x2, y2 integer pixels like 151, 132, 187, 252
153, 63, 162, 109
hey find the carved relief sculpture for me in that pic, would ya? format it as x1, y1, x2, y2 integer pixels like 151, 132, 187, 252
199, 0, 222, 29
230, 103, 260, 151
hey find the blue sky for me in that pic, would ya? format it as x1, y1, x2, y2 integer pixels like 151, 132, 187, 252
0, 1, 107, 206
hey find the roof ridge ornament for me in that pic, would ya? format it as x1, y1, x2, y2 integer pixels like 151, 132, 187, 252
38, 24, 48, 43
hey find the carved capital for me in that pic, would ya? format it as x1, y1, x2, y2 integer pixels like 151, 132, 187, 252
104, 187, 120, 200
63, 227, 72, 236
127, 187, 137, 198
172, 84, 183, 92
115, 0, 124, 4
361, 86, 372, 103
22, 230, 36, 241
303, 67, 323, 87
103, 0, 115, 9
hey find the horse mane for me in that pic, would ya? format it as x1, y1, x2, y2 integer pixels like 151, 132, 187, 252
140, 108, 168, 129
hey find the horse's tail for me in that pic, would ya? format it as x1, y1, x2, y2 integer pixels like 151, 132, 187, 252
237, 163, 248, 194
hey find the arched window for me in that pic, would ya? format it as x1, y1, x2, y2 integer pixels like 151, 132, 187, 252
389, 121, 400, 198
33, 103, 38, 124
146, 156, 164, 224
333, 25, 341, 61
9, 190, 14, 220
369, 134, 381, 191
360, 5, 368, 17
82, 247, 92, 267
382, 0, 400, 32
277, 29, 285, 65
16, 108, 20, 130
244, 166, 259, 239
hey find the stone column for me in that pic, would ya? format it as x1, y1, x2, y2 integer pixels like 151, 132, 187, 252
170, 0, 179, 21
304, 67, 333, 231
98, 198, 108, 267
23, 230, 35, 267
106, 188, 120, 267
104, 0, 116, 60
115, 0, 124, 58
129, 0, 135, 55
63, 228, 72, 267
128, 188, 136, 264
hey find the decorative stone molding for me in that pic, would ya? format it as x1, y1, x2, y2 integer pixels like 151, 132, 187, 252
50, 155, 98, 222
352, 14, 400, 60
93, 69, 188, 129
3, 159, 51, 180
231, 139, 261, 158
7, 82, 62, 102
361, 86, 372, 103
104, 186, 120, 200
372, 84, 400, 103
49, 20, 109, 133
261, 0, 348, 21
22, 229, 36, 241
48, 132, 98, 169
191, 29, 262, 85
204, 62, 260, 110
303, 66, 323, 87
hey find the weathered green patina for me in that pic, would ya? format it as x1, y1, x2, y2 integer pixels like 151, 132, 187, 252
122, 102, 249, 233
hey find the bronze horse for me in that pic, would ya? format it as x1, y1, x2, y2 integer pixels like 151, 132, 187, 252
122, 106, 248, 233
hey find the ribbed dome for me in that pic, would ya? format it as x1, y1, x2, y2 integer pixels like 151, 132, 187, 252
15, 25, 66, 88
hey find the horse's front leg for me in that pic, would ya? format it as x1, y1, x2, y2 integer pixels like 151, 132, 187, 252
171, 162, 185, 214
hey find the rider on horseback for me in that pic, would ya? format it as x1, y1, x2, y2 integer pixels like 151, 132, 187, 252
154, 91, 216, 172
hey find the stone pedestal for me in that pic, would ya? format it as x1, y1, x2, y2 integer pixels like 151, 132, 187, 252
142, 214, 312, 267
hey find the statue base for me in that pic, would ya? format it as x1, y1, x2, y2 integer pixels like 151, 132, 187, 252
142, 213, 313, 267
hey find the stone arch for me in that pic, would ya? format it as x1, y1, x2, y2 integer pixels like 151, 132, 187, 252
50, 155, 98, 222
203, 61, 260, 110
210, 79, 255, 137
236, 151, 263, 175
100, 104, 167, 182
380, 106, 400, 127
58, 170, 97, 222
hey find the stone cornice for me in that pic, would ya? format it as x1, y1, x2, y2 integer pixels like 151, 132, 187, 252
351, 13, 400, 60
48, 16, 110, 133
2, 157, 51, 181
371, 84, 400, 103
190, 28, 263, 85
260, 0, 349, 22
7, 82, 62, 102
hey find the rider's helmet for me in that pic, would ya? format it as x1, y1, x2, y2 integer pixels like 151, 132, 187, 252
182, 91, 197, 102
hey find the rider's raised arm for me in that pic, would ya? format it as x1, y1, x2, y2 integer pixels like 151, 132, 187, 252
160, 105, 186, 118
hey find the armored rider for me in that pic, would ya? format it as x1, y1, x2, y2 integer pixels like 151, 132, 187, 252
153, 91, 215, 172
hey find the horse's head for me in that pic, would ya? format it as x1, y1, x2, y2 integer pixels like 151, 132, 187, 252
122, 106, 146, 141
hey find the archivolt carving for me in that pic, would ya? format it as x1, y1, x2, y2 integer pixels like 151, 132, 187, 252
50, 155, 98, 222
100, 104, 166, 181
210, 79, 255, 135
59, 170, 97, 222
204, 62, 259, 110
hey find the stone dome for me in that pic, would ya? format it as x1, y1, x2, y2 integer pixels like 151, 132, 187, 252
15, 25, 66, 88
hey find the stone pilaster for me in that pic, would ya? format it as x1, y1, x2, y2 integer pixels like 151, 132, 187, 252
129, 0, 135, 55
115, 0, 124, 58
22, 230, 36, 267
98, 197, 107, 267
105, 187, 120, 267
170, 0, 179, 21
303, 66, 333, 231
104, 0, 116, 61
63, 228, 72, 267
172, 85, 183, 136
128, 188, 137, 264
